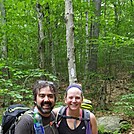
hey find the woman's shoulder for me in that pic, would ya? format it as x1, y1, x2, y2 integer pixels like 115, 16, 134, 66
53, 106, 66, 115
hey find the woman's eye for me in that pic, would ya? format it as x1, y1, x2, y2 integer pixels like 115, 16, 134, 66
69, 96, 73, 99
76, 98, 81, 100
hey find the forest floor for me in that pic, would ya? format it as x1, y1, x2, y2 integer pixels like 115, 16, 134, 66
90, 78, 134, 134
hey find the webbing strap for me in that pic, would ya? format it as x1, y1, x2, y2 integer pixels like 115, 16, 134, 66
57, 106, 91, 134
86, 121, 92, 134
58, 114, 90, 121
8, 107, 30, 112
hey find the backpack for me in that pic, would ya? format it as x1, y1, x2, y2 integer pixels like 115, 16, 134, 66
1, 104, 33, 134
56, 106, 91, 134
81, 99, 93, 111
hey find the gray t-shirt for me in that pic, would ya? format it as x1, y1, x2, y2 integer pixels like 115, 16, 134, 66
15, 112, 59, 134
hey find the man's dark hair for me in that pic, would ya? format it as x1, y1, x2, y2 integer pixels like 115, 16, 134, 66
33, 80, 57, 101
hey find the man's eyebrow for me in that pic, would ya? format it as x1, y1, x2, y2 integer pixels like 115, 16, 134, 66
39, 93, 54, 95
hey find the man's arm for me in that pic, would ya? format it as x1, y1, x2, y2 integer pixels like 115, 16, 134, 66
15, 114, 34, 134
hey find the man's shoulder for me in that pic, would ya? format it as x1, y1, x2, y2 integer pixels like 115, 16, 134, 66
19, 112, 33, 123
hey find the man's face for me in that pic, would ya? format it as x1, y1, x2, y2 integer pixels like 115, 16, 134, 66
36, 86, 55, 115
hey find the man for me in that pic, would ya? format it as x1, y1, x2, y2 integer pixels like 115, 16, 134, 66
15, 80, 59, 134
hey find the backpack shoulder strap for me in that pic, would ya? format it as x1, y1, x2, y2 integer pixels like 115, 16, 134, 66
51, 111, 56, 118
55, 106, 66, 124
16, 109, 34, 126
83, 109, 92, 134
44, 111, 56, 128
83, 109, 90, 126
23, 110, 34, 118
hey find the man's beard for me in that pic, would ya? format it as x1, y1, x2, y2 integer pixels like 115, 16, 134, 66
36, 100, 54, 114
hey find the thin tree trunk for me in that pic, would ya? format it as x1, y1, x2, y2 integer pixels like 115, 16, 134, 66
88, 0, 101, 72
0, 0, 10, 79
104, 0, 106, 37
84, 0, 90, 84
0, 0, 10, 106
130, 0, 133, 6
65, 0, 77, 84
36, 3, 45, 69
46, 3, 56, 74
0, 0, 8, 59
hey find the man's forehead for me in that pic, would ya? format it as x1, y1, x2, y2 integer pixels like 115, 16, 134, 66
38, 88, 54, 94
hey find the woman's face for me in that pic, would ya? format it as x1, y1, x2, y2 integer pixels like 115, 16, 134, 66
65, 87, 83, 111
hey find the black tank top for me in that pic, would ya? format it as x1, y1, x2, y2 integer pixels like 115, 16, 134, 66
58, 109, 86, 134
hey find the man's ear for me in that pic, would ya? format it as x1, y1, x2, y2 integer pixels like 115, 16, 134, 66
34, 101, 37, 105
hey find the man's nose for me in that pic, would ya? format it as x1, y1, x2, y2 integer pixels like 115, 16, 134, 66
44, 96, 49, 101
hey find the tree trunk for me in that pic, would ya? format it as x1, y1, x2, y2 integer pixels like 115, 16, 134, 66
65, 0, 77, 84
84, 0, 90, 87
36, 3, 45, 69
0, 0, 10, 106
46, 3, 56, 75
99, 80, 107, 110
0, 0, 8, 59
0, 0, 10, 79
88, 0, 101, 72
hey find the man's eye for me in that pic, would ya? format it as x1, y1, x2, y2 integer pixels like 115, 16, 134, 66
39, 94, 44, 98
48, 94, 54, 98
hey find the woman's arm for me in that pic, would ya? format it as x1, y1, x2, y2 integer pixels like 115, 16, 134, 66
90, 112, 98, 134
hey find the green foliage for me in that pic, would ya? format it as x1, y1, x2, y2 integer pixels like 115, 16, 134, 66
98, 125, 121, 134
0, 108, 4, 122
98, 123, 131, 134
114, 87, 134, 117
98, 125, 106, 134
55, 102, 64, 108
120, 122, 132, 133
0, 61, 58, 106
0, 0, 134, 117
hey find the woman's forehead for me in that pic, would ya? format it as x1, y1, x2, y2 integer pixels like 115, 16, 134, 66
67, 87, 82, 94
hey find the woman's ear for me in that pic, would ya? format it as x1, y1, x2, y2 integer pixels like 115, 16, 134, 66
64, 96, 67, 104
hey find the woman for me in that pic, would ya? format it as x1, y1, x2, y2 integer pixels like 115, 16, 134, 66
53, 83, 98, 134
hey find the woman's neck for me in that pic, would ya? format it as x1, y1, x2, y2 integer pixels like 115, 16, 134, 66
66, 107, 82, 118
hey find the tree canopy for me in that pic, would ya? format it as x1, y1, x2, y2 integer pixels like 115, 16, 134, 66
0, 0, 133, 115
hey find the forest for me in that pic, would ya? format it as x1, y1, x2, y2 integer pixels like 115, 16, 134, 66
0, 0, 134, 133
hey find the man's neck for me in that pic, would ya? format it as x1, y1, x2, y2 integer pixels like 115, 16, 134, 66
34, 106, 51, 117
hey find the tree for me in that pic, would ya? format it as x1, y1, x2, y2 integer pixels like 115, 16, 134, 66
0, 0, 133, 109
65, 0, 77, 84
36, 3, 45, 69
0, 0, 10, 79
88, 0, 102, 72
0, 0, 7, 59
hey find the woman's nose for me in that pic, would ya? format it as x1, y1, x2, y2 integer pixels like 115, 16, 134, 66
72, 97, 76, 102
